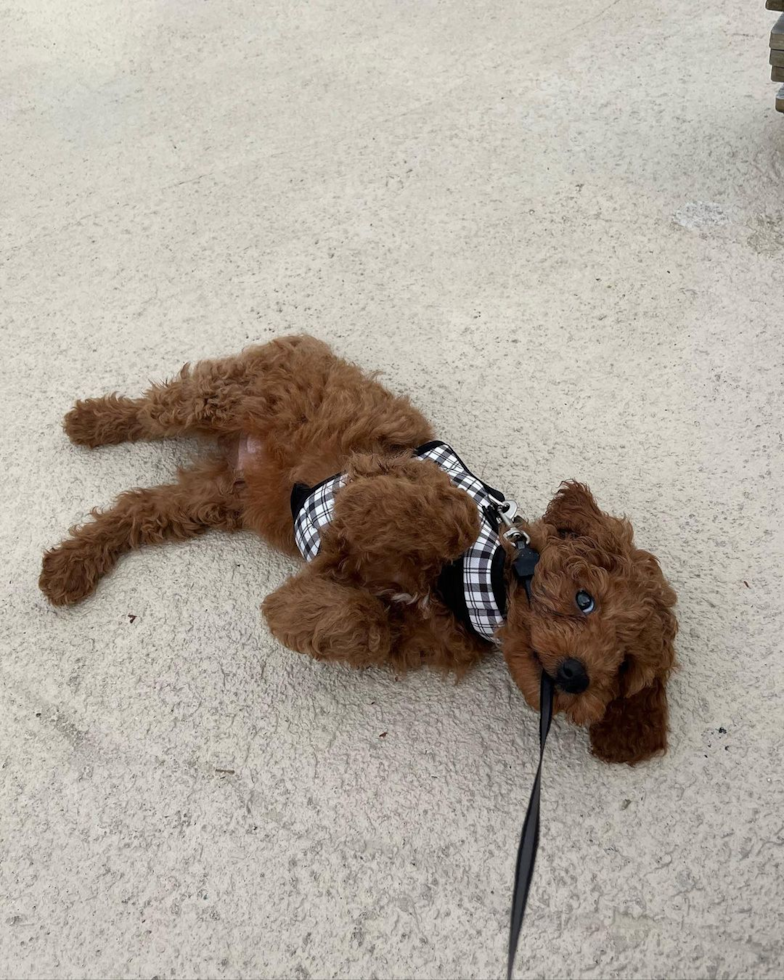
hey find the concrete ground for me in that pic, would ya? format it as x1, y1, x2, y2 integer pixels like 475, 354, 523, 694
2, 1, 783, 978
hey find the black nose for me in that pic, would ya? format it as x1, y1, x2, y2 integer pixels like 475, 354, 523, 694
556, 658, 589, 694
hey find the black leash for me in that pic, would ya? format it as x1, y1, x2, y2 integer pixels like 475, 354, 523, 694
494, 504, 553, 980
506, 668, 555, 980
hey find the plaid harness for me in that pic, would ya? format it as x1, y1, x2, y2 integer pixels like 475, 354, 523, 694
290, 441, 508, 641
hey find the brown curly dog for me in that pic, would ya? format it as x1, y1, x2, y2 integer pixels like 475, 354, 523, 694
40, 335, 677, 764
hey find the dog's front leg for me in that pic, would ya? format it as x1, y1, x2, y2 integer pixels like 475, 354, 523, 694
321, 454, 481, 597
262, 567, 393, 668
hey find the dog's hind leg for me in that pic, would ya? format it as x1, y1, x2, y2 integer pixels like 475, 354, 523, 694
39, 457, 243, 605
64, 352, 255, 448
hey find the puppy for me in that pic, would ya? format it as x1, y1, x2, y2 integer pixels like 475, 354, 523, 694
40, 335, 677, 764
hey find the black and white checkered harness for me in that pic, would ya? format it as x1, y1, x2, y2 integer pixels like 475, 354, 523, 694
291, 441, 508, 641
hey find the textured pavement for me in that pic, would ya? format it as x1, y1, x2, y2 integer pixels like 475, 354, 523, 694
1, 1, 783, 978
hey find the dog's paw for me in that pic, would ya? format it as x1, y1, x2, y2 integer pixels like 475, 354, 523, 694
39, 542, 103, 605
64, 396, 139, 448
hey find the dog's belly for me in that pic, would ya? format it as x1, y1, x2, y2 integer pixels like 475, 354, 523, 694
224, 433, 270, 488
236, 433, 266, 475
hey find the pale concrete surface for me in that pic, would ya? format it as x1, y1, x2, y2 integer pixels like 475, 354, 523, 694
1, 1, 783, 977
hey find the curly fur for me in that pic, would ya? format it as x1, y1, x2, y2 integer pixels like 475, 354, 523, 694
40, 335, 678, 765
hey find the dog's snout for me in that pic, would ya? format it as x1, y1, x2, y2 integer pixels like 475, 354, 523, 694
556, 657, 589, 694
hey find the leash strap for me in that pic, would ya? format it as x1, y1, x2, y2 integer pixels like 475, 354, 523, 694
486, 505, 554, 977
507, 668, 554, 979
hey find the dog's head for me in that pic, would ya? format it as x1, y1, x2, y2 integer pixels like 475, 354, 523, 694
500, 482, 678, 765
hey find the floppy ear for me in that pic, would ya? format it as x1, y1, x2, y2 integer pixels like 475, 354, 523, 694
590, 555, 678, 765
588, 675, 670, 765
543, 482, 631, 548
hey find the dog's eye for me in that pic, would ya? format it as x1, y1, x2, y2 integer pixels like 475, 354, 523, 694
575, 590, 595, 614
